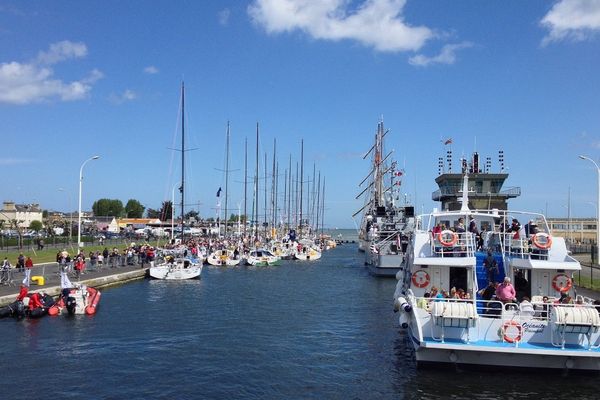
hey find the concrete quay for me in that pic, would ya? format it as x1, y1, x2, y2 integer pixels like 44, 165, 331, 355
0, 262, 148, 307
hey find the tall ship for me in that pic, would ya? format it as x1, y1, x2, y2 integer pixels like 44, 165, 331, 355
393, 148, 600, 371
354, 121, 415, 277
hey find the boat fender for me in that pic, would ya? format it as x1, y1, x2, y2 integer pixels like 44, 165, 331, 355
398, 297, 412, 313
399, 312, 409, 329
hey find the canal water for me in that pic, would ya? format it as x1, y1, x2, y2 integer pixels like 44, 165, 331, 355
3, 244, 600, 399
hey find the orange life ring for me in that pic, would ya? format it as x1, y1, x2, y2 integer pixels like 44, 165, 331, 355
552, 273, 573, 293
411, 270, 431, 288
532, 232, 552, 250
502, 320, 522, 343
438, 230, 458, 247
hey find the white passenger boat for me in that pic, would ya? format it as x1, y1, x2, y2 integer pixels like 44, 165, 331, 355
207, 249, 241, 266
393, 173, 600, 371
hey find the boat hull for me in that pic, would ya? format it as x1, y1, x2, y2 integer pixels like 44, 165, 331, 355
366, 253, 404, 277
149, 264, 202, 280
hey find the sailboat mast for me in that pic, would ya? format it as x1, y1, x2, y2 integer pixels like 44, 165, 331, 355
244, 137, 248, 237
271, 138, 277, 234
181, 82, 185, 242
299, 139, 304, 232
321, 177, 325, 237
287, 154, 292, 230
254, 123, 259, 239
315, 171, 321, 233
224, 121, 230, 237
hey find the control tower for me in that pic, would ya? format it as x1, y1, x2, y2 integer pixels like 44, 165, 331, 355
432, 149, 520, 211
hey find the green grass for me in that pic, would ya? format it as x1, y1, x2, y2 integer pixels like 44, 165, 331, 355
0, 239, 170, 264
575, 273, 600, 292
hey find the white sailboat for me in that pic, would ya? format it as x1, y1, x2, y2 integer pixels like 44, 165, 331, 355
150, 82, 202, 280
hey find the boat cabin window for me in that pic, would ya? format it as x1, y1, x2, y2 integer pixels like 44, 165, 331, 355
436, 220, 451, 230
449, 267, 468, 294
514, 269, 531, 301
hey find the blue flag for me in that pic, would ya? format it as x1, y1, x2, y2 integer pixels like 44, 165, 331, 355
216, 187, 222, 197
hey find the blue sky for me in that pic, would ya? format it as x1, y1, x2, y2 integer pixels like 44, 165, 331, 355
1, 0, 600, 228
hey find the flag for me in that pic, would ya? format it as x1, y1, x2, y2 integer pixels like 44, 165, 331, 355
216, 187, 222, 197
394, 171, 403, 177
444, 138, 453, 145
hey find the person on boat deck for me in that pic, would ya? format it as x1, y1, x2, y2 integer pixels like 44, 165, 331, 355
535, 296, 550, 318
478, 281, 497, 301
524, 220, 538, 238
519, 296, 535, 316
468, 216, 478, 235
456, 218, 466, 233
417, 292, 431, 310
16, 285, 28, 301
483, 250, 498, 283
432, 222, 443, 235
28, 292, 45, 311
496, 277, 516, 303
514, 271, 530, 300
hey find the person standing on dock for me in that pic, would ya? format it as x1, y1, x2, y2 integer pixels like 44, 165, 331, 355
22, 256, 33, 287
16, 253, 25, 273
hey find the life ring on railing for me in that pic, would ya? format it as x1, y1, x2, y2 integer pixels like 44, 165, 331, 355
411, 270, 430, 288
552, 273, 573, 293
532, 232, 552, 250
437, 230, 458, 247
502, 320, 523, 343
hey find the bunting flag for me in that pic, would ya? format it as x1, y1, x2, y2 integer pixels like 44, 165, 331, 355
216, 187, 222, 197
394, 171, 403, 177
443, 138, 453, 145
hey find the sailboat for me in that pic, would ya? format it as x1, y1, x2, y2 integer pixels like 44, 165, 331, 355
150, 82, 202, 280
354, 120, 414, 277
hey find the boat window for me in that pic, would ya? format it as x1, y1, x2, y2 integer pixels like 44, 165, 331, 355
480, 221, 492, 232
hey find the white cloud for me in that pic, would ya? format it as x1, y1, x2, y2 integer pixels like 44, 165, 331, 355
0, 157, 34, 165
248, 0, 434, 52
218, 8, 231, 26
541, 0, 600, 45
0, 41, 101, 105
37, 40, 87, 64
144, 65, 159, 74
109, 89, 137, 104
408, 41, 472, 67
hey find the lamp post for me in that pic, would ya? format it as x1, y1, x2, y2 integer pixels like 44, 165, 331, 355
579, 155, 600, 266
78, 155, 100, 251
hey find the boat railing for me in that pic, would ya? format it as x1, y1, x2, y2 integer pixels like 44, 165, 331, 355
498, 233, 550, 260
429, 231, 476, 258
373, 230, 403, 255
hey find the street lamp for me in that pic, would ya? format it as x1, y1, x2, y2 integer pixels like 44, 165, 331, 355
579, 155, 600, 266
78, 155, 100, 251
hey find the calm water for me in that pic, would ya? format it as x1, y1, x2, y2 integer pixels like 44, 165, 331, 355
3, 244, 600, 399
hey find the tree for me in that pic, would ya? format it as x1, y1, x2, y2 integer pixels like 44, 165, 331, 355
29, 220, 43, 232
185, 210, 199, 220
157, 201, 173, 222
125, 199, 145, 218
92, 199, 124, 217
147, 208, 161, 219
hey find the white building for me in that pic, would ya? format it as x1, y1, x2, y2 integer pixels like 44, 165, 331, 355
0, 201, 44, 228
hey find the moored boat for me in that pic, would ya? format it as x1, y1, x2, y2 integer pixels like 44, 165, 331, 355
393, 171, 600, 371
246, 248, 281, 266
48, 286, 101, 316
207, 249, 241, 266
